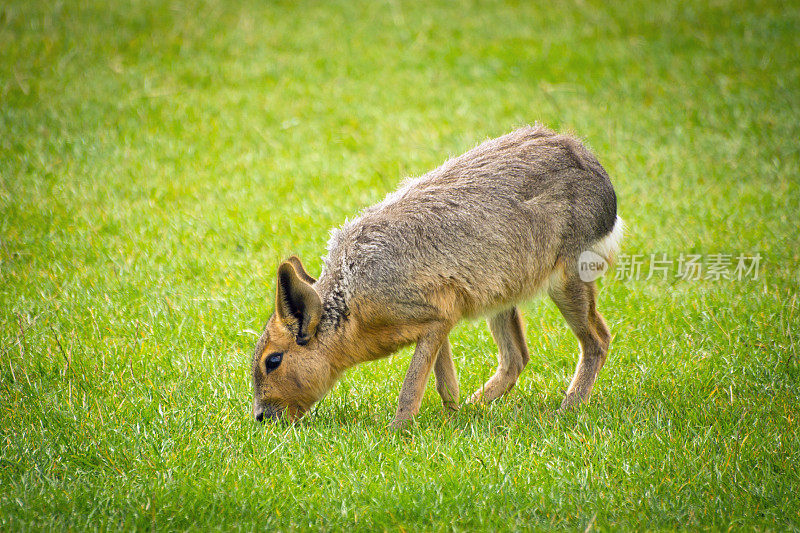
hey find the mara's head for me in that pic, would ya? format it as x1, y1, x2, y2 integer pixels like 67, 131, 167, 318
251, 256, 335, 423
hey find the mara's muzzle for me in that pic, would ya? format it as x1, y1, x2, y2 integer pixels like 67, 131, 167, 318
253, 403, 283, 423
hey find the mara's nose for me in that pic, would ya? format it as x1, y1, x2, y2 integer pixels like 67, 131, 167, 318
254, 404, 283, 422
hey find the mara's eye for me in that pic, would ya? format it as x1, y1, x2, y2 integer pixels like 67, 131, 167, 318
264, 352, 283, 373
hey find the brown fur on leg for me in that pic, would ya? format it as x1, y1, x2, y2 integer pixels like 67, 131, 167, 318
391, 323, 451, 429
548, 275, 608, 410
434, 338, 459, 411
468, 306, 530, 403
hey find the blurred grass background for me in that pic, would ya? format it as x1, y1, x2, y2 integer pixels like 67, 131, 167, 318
1, 0, 798, 530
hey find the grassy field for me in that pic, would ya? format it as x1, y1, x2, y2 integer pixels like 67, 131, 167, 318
2, 0, 799, 530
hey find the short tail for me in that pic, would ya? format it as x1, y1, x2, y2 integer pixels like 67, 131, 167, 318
589, 216, 624, 267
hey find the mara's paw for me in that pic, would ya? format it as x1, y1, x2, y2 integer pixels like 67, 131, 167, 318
558, 391, 590, 412
389, 417, 414, 432
466, 389, 486, 404
442, 400, 460, 412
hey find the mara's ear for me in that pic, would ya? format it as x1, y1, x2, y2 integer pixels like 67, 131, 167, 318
276, 261, 322, 345
286, 255, 317, 284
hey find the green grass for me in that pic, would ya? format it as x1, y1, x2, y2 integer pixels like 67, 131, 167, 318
2, 0, 799, 529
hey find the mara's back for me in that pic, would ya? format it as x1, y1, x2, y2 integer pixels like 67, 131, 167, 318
320, 125, 618, 318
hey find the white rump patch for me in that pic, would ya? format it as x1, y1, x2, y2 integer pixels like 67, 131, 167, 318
578, 216, 624, 282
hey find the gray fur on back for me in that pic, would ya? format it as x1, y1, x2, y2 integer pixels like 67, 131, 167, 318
316, 125, 617, 329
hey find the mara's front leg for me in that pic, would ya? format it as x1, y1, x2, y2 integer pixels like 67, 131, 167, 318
434, 338, 459, 411
468, 307, 530, 403
391, 323, 451, 429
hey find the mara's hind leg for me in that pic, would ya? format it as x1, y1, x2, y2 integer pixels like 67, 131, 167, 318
468, 307, 530, 403
434, 339, 459, 411
548, 274, 610, 409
